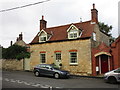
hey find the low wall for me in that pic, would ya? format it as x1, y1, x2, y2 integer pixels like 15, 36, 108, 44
1, 59, 23, 70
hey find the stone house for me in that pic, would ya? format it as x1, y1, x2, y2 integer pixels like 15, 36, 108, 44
29, 4, 115, 76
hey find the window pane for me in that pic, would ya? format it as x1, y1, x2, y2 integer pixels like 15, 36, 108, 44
55, 53, 61, 62
40, 53, 46, 63
70, 34, 73, 38
70, 52, 77, 64
69, 33, 77, 38
73, 33, 77, 38
40, 37, 46, 41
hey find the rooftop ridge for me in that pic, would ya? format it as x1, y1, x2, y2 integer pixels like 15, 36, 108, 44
45, 20, 92, 30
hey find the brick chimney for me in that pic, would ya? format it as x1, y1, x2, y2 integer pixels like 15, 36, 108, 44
91, 4, 98, 23
40, 15, 47, 30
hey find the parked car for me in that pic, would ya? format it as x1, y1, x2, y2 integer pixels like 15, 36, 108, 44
104, 68, 120, 84
33, 64, 70, 79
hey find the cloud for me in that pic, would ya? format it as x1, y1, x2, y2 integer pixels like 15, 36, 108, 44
0, 0, 119, 47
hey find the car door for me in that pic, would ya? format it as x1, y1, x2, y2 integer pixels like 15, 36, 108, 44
44, 65, 54, 76
114, 68, 120, 82
39, 65, 47, 75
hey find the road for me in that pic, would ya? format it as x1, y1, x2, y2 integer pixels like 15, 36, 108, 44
2, 70, 120, 89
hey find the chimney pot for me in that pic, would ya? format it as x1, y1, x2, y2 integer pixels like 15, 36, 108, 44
93, 3, 95, 9
42, 15, 44, 20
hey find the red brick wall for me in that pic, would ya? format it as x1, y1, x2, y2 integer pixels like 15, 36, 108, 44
91, 48, 97, 76
91, 42, 112, 76
111, 37, 120, 69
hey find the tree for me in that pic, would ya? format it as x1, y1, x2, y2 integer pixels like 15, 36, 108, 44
98, 22, 115, 43
2, 45, 30, 60
98, 22, 112, 35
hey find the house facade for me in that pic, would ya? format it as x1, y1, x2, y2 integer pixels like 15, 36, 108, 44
29, 4, 115, 76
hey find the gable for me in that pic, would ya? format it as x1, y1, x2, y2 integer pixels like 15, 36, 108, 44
38, 29, 47, 36
67, 24, 79, 32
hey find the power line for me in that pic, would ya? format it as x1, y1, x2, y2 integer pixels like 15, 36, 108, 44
0, 0, 50, 12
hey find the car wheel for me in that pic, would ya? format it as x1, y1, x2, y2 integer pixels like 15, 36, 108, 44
108, 76, 117, 84
34, 71, 40, 77
54, 73, 60, 79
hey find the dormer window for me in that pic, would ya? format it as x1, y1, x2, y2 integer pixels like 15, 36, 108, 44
40, 36, 46, 41
67, 24, 82, 39
38, 30, 47, 42
69, 31, 78, 38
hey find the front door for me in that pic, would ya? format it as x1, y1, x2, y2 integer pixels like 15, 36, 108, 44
54, 52, 62, 68
101, 55, 108, 73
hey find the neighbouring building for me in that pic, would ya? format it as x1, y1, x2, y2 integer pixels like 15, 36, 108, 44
14, 33, 30, 52
111, 36, 120, 69
14, 33, 27, 47
29, 4, 119, 76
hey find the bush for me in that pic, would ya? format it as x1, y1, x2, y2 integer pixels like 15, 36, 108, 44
2, 45, 30, 60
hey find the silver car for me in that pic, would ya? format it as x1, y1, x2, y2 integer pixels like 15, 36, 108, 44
104, 68, 120, 83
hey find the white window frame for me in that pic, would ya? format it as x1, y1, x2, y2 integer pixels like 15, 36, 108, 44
93, 32, 96, 41
40, 53, 46, 64
40, 36, 47, 42
69, 52, 78, 65
69, 31, 78, 39
38, 30, 48, 42
67, 25, 82, 39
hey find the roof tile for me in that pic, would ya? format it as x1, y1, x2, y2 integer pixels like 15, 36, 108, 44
31, 20, 94, 44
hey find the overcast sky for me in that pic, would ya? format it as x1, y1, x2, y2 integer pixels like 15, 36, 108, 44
0, 0, 119, 48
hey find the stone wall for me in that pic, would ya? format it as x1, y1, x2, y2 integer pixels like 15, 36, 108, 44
2, 59, 23, 70
30, 39, 92, 76
92, 24, 110, 47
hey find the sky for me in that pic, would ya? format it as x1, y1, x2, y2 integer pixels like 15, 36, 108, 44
0, 0, 119, 48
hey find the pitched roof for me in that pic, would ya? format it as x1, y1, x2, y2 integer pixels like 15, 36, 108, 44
111, 36, 120, 48
30, 20, 95, 44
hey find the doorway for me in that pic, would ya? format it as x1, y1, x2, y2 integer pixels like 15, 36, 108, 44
96, 54, 110, 74
101, 55, 108, 73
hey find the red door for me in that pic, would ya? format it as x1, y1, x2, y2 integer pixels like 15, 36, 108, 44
101, 55, 108, 73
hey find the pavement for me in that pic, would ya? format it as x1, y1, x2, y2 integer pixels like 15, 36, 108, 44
70, 74, 104, 79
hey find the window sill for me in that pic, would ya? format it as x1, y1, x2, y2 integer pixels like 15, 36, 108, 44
69, 63, 78, 66
68, 37, 78, 39
39, 41, 47, 42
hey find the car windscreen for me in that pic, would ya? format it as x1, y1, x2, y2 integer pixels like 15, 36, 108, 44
51, 65, 60, 70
